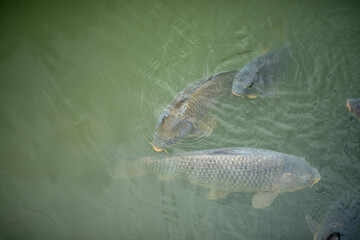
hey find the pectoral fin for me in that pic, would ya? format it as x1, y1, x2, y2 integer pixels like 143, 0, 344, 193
189, 115, 217, 137
305, 215, 319, 234
207, 189, 229, 200
252, 191, 279, 209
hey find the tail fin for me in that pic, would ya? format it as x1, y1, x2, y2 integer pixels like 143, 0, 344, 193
103, 149, 144, 178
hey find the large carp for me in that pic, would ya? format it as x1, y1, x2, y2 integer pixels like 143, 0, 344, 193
110, 147, 320, 209
306, 193, 360, 240
232, 47, 292, 98
347, 98, 360, 121
151, 70, 238, 152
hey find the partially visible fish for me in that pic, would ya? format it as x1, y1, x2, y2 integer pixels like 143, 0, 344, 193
347, 98, 360, 121
232, 47, 292, 98
306, 193, 360, 240
151, 71, 238, 152
110, 147, 320, 209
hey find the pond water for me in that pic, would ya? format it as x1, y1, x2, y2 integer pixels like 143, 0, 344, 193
0, 1, 359, 239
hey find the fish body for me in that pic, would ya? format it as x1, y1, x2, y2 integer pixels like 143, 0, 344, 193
306, 194, 360, 240
152, 71, 238, 151
232, 48, 292, 98
131, 147, 320, 208
347, 98, 360, 121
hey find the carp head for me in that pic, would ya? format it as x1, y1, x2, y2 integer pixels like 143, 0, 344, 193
232, 68, 257, 97
151, 112, 193, 152
232, 68, 263, 98
278, 158, 320, 192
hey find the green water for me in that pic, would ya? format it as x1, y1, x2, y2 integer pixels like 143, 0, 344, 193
1, 1, 360, 239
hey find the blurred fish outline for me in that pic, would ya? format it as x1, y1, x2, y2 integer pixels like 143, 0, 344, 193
306, 193, 360, 240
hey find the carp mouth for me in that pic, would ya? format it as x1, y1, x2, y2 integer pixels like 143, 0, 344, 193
149, 142, 167, 152
247, 94, 258, 99
311, 174, 321, 187
232, 90, 258, 99
232, 90, 245, 98
346, 100, 352, 112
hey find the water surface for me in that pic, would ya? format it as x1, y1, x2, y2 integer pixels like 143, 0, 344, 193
0, 1, 360, 239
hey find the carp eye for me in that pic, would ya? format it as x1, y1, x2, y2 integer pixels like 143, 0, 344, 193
302, 176, 310, 184
248, 82, 254, 89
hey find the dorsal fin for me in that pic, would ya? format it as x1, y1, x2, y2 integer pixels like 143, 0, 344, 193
172, 75, 213, 101
209, 149, 238, 155
174, 97, 188, 109
207, 148, 241, 155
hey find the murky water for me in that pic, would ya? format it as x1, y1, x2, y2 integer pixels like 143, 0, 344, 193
1, 1, 360, 239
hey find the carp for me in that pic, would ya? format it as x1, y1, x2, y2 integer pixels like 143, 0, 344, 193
232, 48, 292, 98
110, 147, 320, 209
306, 193, 360, 240
151, 71, 238, 152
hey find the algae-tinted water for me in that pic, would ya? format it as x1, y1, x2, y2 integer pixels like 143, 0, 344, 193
0, 1, 359, 239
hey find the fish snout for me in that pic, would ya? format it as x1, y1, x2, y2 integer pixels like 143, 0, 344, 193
312, 170, 321, 186
149, 142, 166, 152
232, 90, 245, 98
347, 99, 352, 112
153, 146, 164, 152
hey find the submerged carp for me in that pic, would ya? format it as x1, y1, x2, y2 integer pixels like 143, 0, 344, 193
151, 70, 238, 152
111, 147, 320, 209
306, 193, 360, 240
232, 47, 292, 98
347, 98, 360, 121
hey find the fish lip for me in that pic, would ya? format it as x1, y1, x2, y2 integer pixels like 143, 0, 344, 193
231, 90, 257, 98
149, 142, 165, 152
312, 175, 321, 187
232, 90, 244, 98
247, 94, 258, 99
346, 99, 352, 112
153, 147, 164, 152
153, 146, 165, 152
